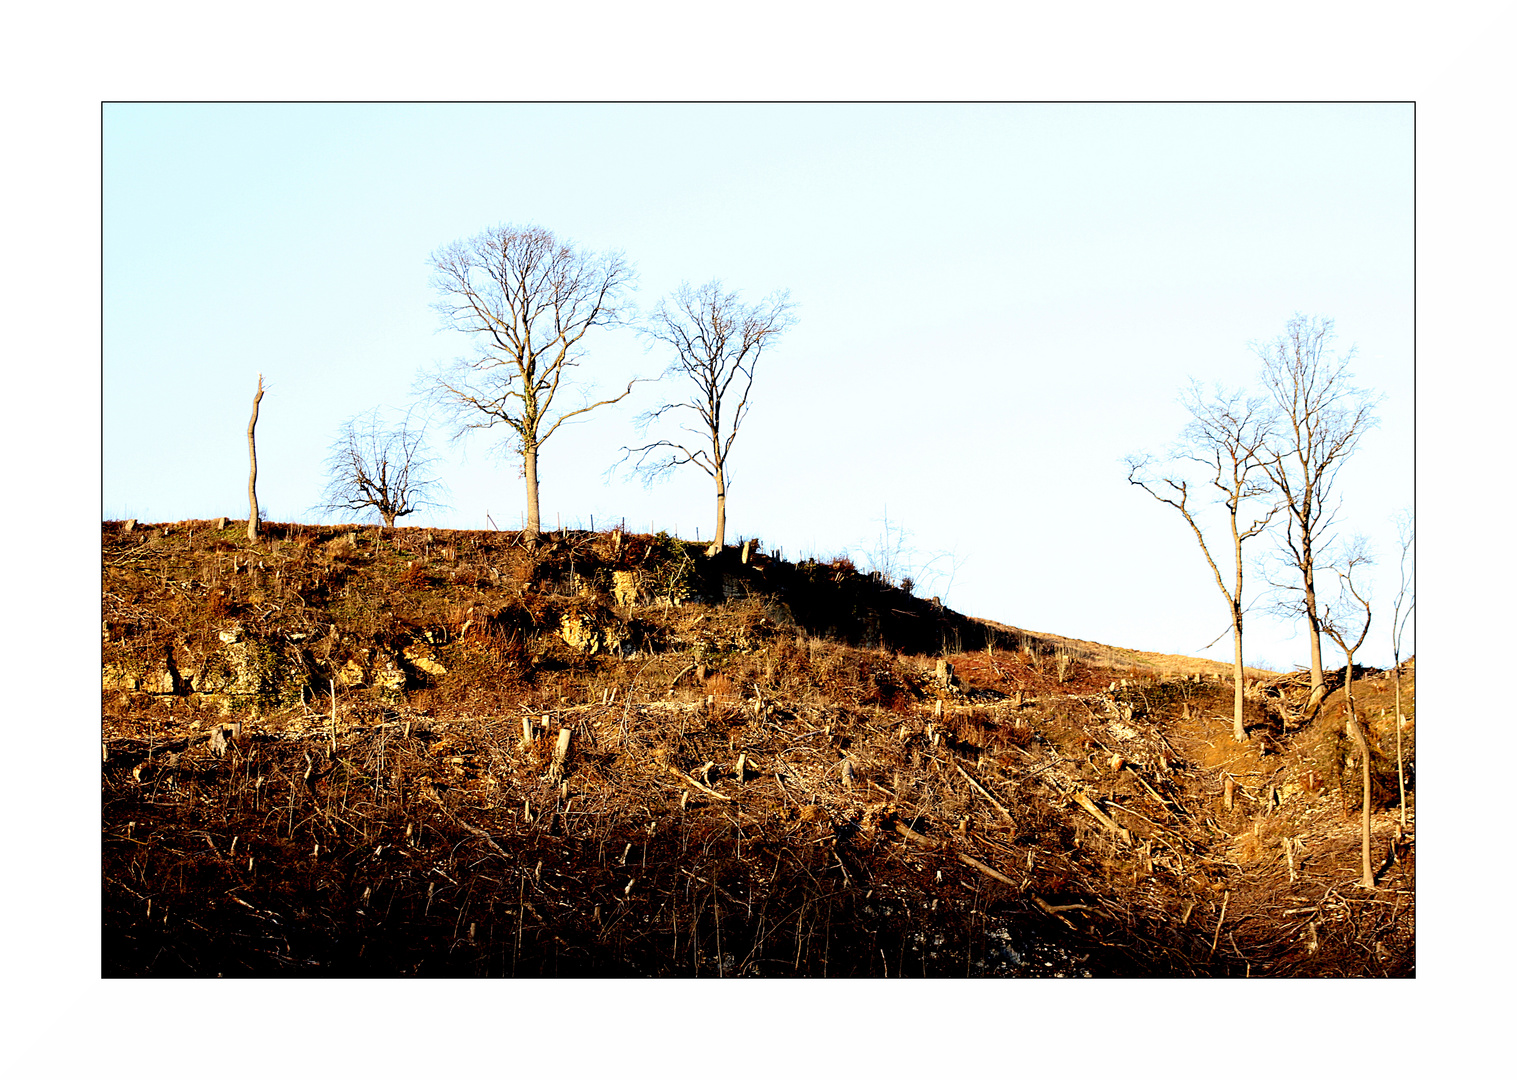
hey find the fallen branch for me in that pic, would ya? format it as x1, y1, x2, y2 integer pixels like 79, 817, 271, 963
1071, 790, 1124, 836
953, 762, 1014, 823
1126, 768, 1175, 813
448, 815, 510, 860
666, 764, 733, 802
1210, 890, 1230, 957
1032, 896, 1079, 929
895, 822, 940, 849
958, 852, 1015, 886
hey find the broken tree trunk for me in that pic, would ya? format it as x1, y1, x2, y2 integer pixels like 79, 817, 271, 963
247, 374, 263, 543
548, 728, 572, 785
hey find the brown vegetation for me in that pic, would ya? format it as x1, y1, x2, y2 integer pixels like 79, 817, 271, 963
101, 519, 1414, 976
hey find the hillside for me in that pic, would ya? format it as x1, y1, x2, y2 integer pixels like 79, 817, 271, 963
101, 519, 1415, 976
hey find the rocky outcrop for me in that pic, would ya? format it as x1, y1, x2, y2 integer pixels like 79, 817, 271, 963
558, 608, 629, 656
612, 570, 640, 607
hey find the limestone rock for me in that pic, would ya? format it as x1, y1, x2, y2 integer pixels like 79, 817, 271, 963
402, 643, 447, 677
559, 611, 603, 654
612, 570, 640, 607
334, 657, 367, 689
375, 655, 407, 698
102, 663, 142, 692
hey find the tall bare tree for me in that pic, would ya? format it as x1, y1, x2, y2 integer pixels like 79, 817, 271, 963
1320, 539, 1376, 889
1390, 510, 1415, 830
318, 407, 445, 528
1256, 314, 1378, 709
625, 280, 794, 552
247, 373, 264, 543
428, 224, 634, 541
1128, 384, 1280, 742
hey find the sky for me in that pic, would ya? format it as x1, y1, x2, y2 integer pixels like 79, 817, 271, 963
104, 102, 1413, 669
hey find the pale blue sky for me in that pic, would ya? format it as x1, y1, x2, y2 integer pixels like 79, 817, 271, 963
103, 103, 1413, 669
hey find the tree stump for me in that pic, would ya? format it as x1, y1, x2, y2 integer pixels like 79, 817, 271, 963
548, 728, 571, 784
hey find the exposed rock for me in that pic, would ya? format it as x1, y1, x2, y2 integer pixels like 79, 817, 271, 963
559, 611, 603, 654
334, 657, 367, 689
375, 655, 407, 699
402, 643, 447, 677
102, 662, 142, 692
559, 610, 628, 656
612, 570, 640, 607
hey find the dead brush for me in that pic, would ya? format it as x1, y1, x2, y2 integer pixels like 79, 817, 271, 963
398, 560, 430, 588
1054, 645, 1079, 685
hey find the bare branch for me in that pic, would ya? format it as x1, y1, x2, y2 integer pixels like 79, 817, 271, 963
1128, 380, 1282, 741
316, 406, 448, 528
424, 224, 635, 536
1254, 313, 1381, 693
626, 280, 794, 548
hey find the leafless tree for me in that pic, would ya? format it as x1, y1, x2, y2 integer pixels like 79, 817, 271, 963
624, 280, 794, 552
1256, 314, 1379, 709
1390, 510, 1414, 830
1128, 384, 1281, 742
427, 224, 635, 541
247, 373, 264, 543
317, 407, 445, 528
1319, 538, 1376, 888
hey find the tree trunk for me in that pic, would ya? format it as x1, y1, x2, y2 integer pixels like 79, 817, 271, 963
247, 374, 263, 543
1303, 567, 1325, 698
1342, 667, 1374, 888
1394, 653, 1407, 829
382, 510, 397, 528
713, 468, 727, 552
1231, 611, 1246, 742
523, 443, 541, 541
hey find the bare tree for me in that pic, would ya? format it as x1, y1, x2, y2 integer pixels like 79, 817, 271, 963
1128, 384, 1280, 742
247, 373, 264, 543
1257, 314, 1379, 709
1319, 540, 1376, 888
625, 280, 794, 552
318, 407, 445, 528
1390, 510, 1415, 830
428, 224, 635, 541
